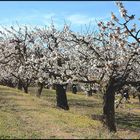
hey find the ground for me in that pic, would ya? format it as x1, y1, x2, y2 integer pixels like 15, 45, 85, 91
0, 85, 140, 139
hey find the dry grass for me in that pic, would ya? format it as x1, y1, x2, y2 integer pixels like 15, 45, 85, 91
0, 85, 140, 139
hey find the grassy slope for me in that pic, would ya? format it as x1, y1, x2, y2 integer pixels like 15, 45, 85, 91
0, 85, 140, 139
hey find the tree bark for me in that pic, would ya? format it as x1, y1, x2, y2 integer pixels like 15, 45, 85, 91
72, 84, 77, 94
23, 85, 28, 93
17, 79, 23, 90
103, 82, 116, 132
36, 82, 44, 97
133, 93, 136, 98
56, 84, 69, 110
52, 84, 56, 90
138, 95, 140, 103
87, 90, 92, 96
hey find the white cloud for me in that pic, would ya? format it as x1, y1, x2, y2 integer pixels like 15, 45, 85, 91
66, 13, 112, 27
67, 14, 94, 25
0, 9, 111, 32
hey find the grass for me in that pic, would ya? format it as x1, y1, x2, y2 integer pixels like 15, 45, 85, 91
0, 85, 140, 139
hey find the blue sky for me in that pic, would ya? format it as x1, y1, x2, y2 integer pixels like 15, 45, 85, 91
0, 1, 140, 32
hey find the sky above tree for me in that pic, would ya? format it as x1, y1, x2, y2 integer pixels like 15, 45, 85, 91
0, 1, 140, 32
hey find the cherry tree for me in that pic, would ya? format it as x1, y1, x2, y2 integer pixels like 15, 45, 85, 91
62, 1, 140, 132
0, 26, 37, 93
30, 24, 75, 110
0, 1, 139, 132
80, 1, 140, 132
33, 24, 103, 109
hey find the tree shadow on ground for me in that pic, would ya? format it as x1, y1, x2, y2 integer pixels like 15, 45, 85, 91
91, 114, 103, 121
116, 112, 140, 132
68, 98, 102, 108
91, 112, 140, 132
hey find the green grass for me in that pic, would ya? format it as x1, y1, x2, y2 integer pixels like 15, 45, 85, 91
0, 85, 140, 139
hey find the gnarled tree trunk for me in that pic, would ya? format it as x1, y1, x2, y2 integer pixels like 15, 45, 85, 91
138, 95, 140, 103
56, 84, 69, 110
17, 79, 22, 90
52, 84, 56, 90
103, 81, 116, 132
36, 82, 44, 97
23, 84, 28, 93
87, 90, 92, 96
